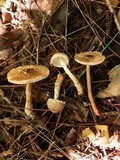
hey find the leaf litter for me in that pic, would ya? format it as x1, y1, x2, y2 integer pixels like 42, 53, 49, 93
0, 0, 120, 159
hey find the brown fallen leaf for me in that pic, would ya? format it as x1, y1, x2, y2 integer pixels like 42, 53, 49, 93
67, 98, 89, 122
117, 10, 120, 23
2, 12, 12, 23
102, 0, 119, 7
108, 64, 120, 81
96, 80, 120, 98
24, 0, 64, 15
65, 128, 76, 146
97, 64, 120, 98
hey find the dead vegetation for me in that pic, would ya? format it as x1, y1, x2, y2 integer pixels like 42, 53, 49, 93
0, 0, 120, 159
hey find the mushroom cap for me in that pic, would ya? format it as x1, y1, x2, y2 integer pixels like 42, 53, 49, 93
7, 65, 49, 84
74, 51, 105, 65
47, 98, 65, 113
50, 52, 69, 68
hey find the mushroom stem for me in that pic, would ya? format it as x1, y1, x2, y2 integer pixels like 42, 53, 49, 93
54, 73, 64, 99
25, 83, 34, 118
59, 58, 83, 95
86, 65, 100, 116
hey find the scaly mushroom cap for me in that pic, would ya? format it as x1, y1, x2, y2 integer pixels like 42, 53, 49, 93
47, 98, 65, 113
50, 52, 69, 68
7, 65, 49, 84
74, 51, 105, 65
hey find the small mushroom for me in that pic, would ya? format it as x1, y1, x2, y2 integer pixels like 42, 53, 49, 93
47, 73, 65, 113
74, 51, 105, 116
7, 65, 49, 118
50, 52, 83, 95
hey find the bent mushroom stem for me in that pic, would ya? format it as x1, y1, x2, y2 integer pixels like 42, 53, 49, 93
86, 65, 100, 116
59, 58, 83, 95
25, 83, 34, 118
54, 73, 64, 99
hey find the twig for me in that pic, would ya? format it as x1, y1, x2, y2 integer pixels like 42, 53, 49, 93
105, 0, 120, 32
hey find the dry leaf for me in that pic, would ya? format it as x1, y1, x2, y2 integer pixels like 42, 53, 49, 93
66, 147, 83, 160
97, 80, 120, 98
73, 101, 89, 122
97, 64, 120, 98
117, 10, 120, 24
93, 125, 109, 147
109, 0, 119, 7
108, 64, 120, 80
102, 0, 119, 7
82, 125, 109, 147
66, 126, 120, 159
65, 128, 76, 145
24, 0, 64, 15
0, 23, 7, 36
82, 125, 120, 150
109, 131, 120, 150
82, 127, 95, 142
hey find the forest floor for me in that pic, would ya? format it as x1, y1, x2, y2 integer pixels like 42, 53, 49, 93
0, 0, 120, 159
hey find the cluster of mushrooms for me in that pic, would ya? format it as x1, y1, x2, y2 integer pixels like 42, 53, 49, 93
7, 51, 105, 119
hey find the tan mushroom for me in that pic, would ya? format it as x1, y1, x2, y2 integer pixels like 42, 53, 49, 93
74, 51, 105, 116
47, 73, 65, 113
50, 52, 83, 95
7, 65, 49, 118
47, 99, 65, 113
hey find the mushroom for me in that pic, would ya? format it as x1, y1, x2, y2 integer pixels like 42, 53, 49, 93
47, 73, 65, 113
50, 52, 83, 95
74, 51, 105, 116
7, 65, 49, 118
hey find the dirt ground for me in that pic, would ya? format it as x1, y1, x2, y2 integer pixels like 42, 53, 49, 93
0, 0, 120, 159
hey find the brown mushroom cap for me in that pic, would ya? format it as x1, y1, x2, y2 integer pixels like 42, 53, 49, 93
47, 98, 65, 113
50, 52, 69, 68
7, 65, 49, 84
74, 51, 105, 65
